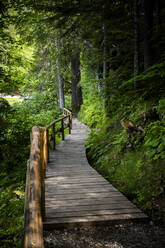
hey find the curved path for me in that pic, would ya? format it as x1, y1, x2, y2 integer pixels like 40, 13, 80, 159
44, 118, 147, 229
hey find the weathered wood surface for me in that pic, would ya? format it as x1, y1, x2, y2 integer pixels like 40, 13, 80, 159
24, 126, 44, 248
44, 118, 147, 228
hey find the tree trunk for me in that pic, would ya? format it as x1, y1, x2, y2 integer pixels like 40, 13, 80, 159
133, 0, 140, 89
155, 0, 161, 29
103, 23, 109, 81
56, 35, 65, 111
95, 71, 101, 92
103, 22, 110, 111
71, 52, 82, 113
143, 0, 154, 70
56, 58, 65, 110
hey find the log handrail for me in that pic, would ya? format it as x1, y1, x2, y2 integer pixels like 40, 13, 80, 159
24, 108, 72, 248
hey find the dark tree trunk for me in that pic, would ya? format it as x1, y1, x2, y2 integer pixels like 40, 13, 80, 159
71, 52, 82, 113
56, 37, 65, 110
56, 59, 65, 110
57, 68, 65, 110
103, 22, 110, 105
95, 71, 101, 92
143, 0, 154, 70
155, 0, 161, 29
134, 0, 140, 89
95, 64, 103, 94
103, 23, 109, 81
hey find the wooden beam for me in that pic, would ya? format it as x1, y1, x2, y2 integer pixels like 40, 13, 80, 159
52, 124, 55, 151
24, 126, 44, 248
69, 114, 71, 134
61, 118, 65, 140
46, 129, 49, 163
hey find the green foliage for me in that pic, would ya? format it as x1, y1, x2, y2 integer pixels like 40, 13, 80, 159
79, 98, 104, 128
144, 121, 165, 160
0, 22, 34, 93
0, 97, 10, 115
158, 97, 165, 119
0, 184, 24, 248
0, 93, 60, 247
80, 60, 165, 222
79, 67, 105, 128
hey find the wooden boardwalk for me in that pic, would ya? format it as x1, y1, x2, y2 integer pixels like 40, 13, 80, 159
44, 118, 147, 229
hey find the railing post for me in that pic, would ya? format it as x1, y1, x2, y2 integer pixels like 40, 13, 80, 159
61, 118, 65, 140
40, 129, 45, 220
47, 129, 49, 162
52, 124, 55, 150
69, 115, 71, 134
24, 160, 30, 234
43, 128, 48, 175
70, 114, 72, 129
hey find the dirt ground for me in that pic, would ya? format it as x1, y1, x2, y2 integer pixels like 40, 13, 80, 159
44, 222, 165, 248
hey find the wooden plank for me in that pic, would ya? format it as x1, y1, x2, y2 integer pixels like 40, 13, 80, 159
45, 185, 119, 191
46, 177, 107, 183
49, 164, 91, 167
45, 188, 121, 195
44, 213, 147, 225
46, 177, 104, 182
46, 175, 102, 180
46, 208, 142, 218
45, 202, 137, 212
46, 181, 111, 186
45, 182, 115, 188
47, 167, 92, 170
47, 169, 95, 173
45, 181, 108, 186
45, 197, 131, 207
45, 186, 117, 192
46, 171, 98, 176
45, 183, 114, 189
45, 192, 125, 200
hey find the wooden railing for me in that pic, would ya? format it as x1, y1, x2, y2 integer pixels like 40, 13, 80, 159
24, 108, 72, 248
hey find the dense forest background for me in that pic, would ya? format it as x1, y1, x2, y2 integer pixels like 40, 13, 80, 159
0, 0, 165, 247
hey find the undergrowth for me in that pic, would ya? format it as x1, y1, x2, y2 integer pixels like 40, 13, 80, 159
79, 62, 165, 223
0, 93, 61, 247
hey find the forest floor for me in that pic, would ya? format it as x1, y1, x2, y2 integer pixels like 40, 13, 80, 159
44, 222, 165, 248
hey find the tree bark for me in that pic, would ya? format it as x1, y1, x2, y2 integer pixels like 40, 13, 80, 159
102, 21, 110, 111
71, 52, 82, 113
133, 0, 140, 89
56, 58, 65, 110
56, 36, 65, 111
95, 71, 101, 92
143, 0, 154, 70
155, 0, 161, 28
103, 23, 109, 81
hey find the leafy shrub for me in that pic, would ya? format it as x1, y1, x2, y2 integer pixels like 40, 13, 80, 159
80, 62, 165, 222
0, 92, 61, 247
